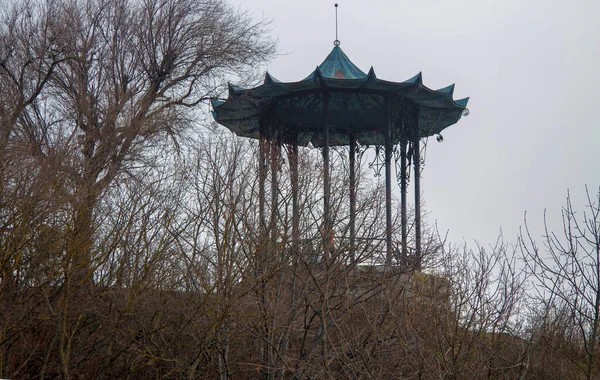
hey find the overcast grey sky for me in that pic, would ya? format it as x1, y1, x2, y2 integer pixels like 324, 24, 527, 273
232, 0, 600, 246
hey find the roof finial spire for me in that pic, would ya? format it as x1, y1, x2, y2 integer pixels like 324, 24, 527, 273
334, 4, 340, 46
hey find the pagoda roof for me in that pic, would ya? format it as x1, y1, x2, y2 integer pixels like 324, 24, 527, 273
315, 46, 367, 79
212, 46, 469, 147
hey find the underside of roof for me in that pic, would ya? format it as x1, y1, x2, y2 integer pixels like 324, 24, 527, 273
212, 46, 469, 147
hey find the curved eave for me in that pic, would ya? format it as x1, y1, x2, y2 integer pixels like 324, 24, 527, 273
212, 63, 470, 145
227, 69, 467, 112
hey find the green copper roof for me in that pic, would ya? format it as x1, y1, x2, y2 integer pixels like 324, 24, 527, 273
212, 46, 469, 147
315, 46, 367, 79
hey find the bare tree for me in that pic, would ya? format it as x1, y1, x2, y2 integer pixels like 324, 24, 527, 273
0, 0, 274, 377
520, 186, 600, 379
25, 0, 273, 286
9, 1, 588, 378
0, 0, 69, 178
0, 2, 71, 375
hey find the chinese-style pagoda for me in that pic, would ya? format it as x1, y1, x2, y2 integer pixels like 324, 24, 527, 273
212, 8, 469, 270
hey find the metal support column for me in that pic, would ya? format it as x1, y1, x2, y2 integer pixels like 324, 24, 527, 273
259, 130, 267, 238
269, 137, 279, 246
384, 98, 393, 268
413, 132, 422, 271
400, 136, 408, 260
322, 92, 331, 263
349, 133, 356, 264
288, 143, 300, 256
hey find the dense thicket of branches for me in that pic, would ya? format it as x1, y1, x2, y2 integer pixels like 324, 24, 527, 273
2, 0, 600, 379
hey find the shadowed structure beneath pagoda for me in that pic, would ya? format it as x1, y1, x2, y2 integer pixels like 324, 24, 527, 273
212, 42, 469, 270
